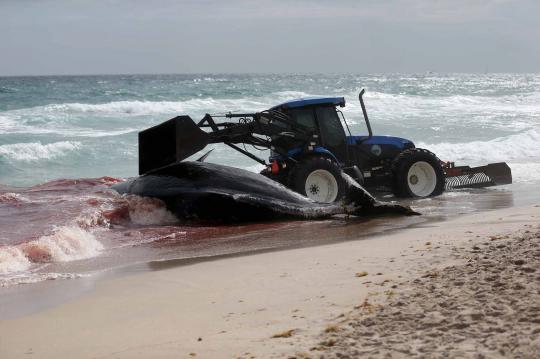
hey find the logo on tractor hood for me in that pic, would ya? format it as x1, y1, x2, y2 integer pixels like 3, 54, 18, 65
371, 145, 382, 156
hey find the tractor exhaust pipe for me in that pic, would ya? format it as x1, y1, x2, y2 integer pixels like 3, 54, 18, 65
359, 89, 373, 138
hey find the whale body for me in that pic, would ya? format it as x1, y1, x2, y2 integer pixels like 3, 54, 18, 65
112, 161, 417, 222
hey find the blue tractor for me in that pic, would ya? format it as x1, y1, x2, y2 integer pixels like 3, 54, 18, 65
138, 90, 511, 202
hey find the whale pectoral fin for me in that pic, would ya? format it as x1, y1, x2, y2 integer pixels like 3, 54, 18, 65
340, 171, 420, 217
340, 172, 377, 207
197, 149, 214, 162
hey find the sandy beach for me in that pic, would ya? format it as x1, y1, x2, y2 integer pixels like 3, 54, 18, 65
0, 204, 539, 358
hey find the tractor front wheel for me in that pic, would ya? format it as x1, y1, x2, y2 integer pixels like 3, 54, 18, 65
288, 157, 345, 203
392, 148, 445, 198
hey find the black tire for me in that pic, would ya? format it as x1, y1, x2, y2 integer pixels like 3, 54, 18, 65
392, 148, 445, 198
288, 156, 345, 203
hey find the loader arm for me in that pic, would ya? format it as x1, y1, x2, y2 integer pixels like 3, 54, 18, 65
139, 111, 316, 174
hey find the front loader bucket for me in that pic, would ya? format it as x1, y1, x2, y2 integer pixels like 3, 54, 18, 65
445, 162, 512, 190
138, 116, 210, 175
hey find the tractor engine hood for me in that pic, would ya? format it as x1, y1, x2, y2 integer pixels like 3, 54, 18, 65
347, 135, 415, 151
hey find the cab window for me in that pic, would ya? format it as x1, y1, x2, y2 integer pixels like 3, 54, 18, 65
315, 106, 345, 147
289, 108, 316, 129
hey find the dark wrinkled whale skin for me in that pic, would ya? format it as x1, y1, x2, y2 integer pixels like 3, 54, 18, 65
112, 161, 418, 222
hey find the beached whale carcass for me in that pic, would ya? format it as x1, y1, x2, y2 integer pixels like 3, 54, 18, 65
112, 161, 417, 222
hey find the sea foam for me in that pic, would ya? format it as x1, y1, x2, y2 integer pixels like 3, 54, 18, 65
0, 141, 81, 162
125, 196, 178, 225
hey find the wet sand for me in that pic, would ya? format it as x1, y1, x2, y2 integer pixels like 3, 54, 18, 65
0, 204, 538, 358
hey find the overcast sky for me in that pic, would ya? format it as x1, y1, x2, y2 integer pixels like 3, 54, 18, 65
1, 0, 539, 75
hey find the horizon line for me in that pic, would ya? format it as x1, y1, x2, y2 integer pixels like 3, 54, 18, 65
1, 70, 540, 78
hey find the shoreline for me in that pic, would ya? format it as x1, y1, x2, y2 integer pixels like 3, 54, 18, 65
0, 204, 538, 358
1, 186, 520, 294
0, 180, 525, 291
0, 212, 429, 319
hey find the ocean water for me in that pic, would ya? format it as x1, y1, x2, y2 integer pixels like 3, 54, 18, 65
1, 73, 539, 287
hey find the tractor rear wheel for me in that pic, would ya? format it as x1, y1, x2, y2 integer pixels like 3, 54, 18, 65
288, 157, 345, 203
392, 148, 445, 198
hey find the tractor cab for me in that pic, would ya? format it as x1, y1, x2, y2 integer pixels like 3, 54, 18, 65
269, 97, 349, 164
268, 94, 416, 188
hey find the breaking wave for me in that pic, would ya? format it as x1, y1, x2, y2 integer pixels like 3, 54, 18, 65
5, 98, 268, 117
0, 226, 102, 277
0, 186, 180, 280
2, 88, 539, 139
0, 247, 31, 275
358, 90, 540, 112
0, 141, 82, 162
418, 129, 540, 164
0, 91, 314, 119
21, 226, 104, 263
15, 90, 539, 119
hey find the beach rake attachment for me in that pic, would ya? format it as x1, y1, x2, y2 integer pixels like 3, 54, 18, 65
444, 162, 512, 190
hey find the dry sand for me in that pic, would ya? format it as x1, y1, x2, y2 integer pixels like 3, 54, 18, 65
299, 222, 540, 358
0, 205, 539, 359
